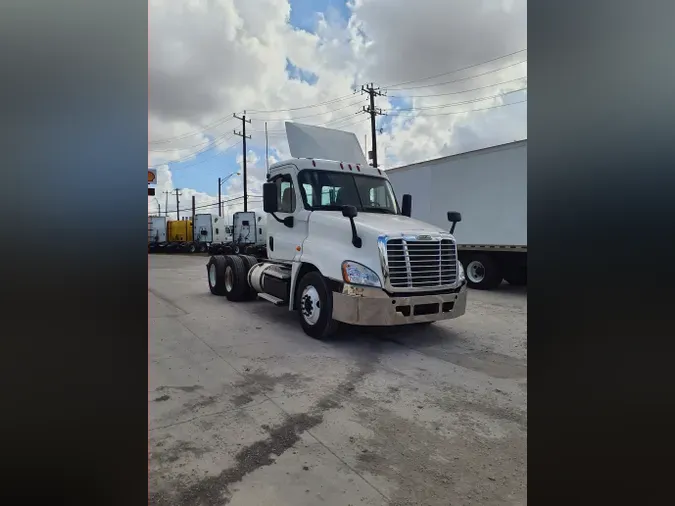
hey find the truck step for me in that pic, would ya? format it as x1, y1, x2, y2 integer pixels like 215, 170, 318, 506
257, 293, 285, 306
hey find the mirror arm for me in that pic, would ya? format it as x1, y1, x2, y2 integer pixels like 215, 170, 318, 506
348, 217, 362, 248
270, 212, 293, 228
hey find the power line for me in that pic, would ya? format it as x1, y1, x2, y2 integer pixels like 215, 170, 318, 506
149, 92, 361, 145
245, 91, 359, 113
148, 133, 234, 153
149, 137, 241, 169
382, 48, 527, 89
149, 115, 236, 145
247, 98, 364, 123
147, 194, 263, 216
388, 59, 527, 91
392, 88, 527, 112
388, 76, 527, 99
163, 140, 242, 170
388, 99, 527, 118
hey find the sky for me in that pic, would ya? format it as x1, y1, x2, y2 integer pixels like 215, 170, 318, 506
149, 0, 527, 220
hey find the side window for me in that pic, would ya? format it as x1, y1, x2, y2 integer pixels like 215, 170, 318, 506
302, 183, 314, 207
275, 175, 295, 213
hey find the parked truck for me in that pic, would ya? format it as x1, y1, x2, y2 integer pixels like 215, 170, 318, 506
193, 213, 229, 253
231, 211, 267, 255
385, 140, 526, 290
148, 215, 167, 253
206, 122, 467, 339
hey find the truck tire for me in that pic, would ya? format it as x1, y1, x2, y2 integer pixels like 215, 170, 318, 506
188, 243, 197, 254
295, 271, 340, 340
199, 243, 207, 253
223, 255, 249, 302
206, 255, 227, 296
464, 253, 502, 290
240, 255, 259, 300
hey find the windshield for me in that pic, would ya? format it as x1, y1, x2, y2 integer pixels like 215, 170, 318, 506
298, 170, 399, 214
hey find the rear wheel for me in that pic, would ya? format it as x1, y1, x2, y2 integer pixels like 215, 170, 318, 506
295, 271, 340, 340
199, 243, 207, 253
223, 255, 249, 302
206, 255, 227, 296
240, 255, 259, 300
188, 243, 197, 254
464, 253, 502, 290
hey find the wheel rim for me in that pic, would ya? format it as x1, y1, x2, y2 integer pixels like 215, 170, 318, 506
300, 285, 321, 325
467, 260, 486, 283
225, 265, 234, 292
208, 264, 217, 287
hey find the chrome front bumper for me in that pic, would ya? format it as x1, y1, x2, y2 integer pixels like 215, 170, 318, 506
332, 284, 468, 326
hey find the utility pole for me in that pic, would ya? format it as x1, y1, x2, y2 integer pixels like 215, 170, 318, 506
265, 121, 270, 177
163, 191, 170, 217
218, 177, 222, 217
361, 83, 386, 168
233, 112, 252, 212
173, 189, 182, 220
192, 196, 196, 228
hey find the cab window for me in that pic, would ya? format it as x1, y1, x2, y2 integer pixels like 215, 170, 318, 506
274, 174, 295, 213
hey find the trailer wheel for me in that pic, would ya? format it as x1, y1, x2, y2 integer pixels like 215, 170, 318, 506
464, 253, 502, 290
206, 255, 227, 296
295, 271, 340, 340
223, 255, 249, 302
240, 255, 259, 300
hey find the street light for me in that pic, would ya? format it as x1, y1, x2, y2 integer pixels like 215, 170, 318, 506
153, 197, 161, 216
218, 172, 240, 217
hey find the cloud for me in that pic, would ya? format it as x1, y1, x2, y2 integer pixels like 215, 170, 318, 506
149, 0, 527, 215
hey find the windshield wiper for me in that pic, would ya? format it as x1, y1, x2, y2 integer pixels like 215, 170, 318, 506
362, 206, 396, 214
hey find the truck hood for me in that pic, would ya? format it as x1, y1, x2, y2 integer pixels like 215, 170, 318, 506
302, 212, 453, 284
310, 211, 448, 237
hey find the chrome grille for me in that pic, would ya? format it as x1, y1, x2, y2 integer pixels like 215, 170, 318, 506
385, 238, 457, 289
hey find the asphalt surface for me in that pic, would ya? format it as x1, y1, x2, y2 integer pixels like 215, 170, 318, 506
149, 254, 527, 506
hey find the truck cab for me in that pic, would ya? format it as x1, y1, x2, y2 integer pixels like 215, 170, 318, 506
206, 122, 467, 339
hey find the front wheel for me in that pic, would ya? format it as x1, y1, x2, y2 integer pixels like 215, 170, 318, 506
295, 271, 340, 340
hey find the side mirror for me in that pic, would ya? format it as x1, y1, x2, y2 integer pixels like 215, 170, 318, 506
341, 205, 362, 248
342, 205, 358, 218
447, 211, 462, 234
262, 182, 277, 213
401, 194, 412, 217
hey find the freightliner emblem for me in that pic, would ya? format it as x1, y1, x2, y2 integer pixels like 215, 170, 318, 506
417, 235, 432, 241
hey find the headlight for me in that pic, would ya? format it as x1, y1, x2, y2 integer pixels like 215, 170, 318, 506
341, 261, 382, 287
457, 260, 465, 283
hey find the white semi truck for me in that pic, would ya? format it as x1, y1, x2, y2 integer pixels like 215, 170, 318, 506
386, 140, 527, 290
206, 123, 468, 339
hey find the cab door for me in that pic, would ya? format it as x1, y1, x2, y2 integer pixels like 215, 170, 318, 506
266, 166, 310, 262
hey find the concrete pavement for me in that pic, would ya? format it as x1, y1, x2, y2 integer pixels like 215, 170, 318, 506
149, 254, 527, 506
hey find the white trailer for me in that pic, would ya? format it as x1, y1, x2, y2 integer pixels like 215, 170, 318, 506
193, 213, 228, 253
232, 211, 267, 253
386, 140, 527, 289
206, 122, 468, 339
148, 216, 167, 244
